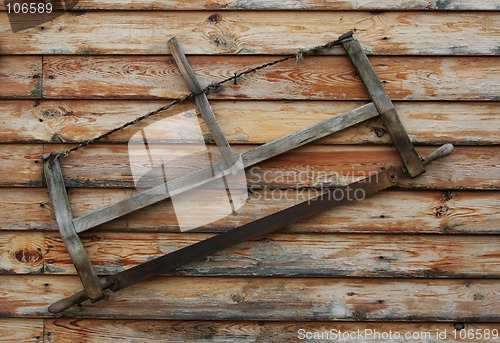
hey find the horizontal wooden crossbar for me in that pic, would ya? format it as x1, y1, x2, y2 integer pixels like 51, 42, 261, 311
73, 102, 378, 233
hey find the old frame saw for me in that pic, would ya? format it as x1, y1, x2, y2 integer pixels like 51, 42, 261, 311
43, 32, 454, 313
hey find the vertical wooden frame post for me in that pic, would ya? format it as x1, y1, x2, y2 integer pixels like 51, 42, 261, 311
167, 37, 238, 169
341, 35, 425, 178
43, 155, 105, 302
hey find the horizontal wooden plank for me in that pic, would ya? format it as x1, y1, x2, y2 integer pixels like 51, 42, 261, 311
117, 189, 500, 234
43, 320, 500, 343
1, 144, 496, 189
0, 56, 41, 99
1, 189, 497, 234
1, 275, 498, 320
5, 230, 499, 278
0, 318, 43, 343
1, 12, 498, 55
0, 144, 43, 187
2, 0, 499, 11
41, 232, 500, 278
39, 56, 500, 100
0, 232, 44, 274
0, 100, 498, 145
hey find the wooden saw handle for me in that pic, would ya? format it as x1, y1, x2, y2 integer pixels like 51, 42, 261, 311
421, 144, 454, 166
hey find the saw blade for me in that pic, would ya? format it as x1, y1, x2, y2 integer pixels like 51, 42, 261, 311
48, 166, 399, 313
111, 167, 399, 289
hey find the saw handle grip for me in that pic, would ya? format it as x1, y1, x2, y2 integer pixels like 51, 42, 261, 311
48, 281, 112, 314
421, 144, 454, 166
48, 290, 90, 314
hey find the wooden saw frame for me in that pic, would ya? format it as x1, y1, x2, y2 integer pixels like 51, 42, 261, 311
43, 32, 440, 311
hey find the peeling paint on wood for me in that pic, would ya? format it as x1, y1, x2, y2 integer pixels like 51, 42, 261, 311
38, 56, 500, 100
1, 275, 498, 321
0, 100, 497, 144
0, 56, 42, 99
0, 189, 497, 234
39, 232, 500, 278
1, 12, 499, 55
0, 1, 498, 331
0, 318, 43, 342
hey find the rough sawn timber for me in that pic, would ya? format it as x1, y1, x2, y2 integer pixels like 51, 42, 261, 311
1, 12, 499, 55
0, 275, 498, 321
40, 320, 500, 343
0, 145, 495, 189
38, 232, 500, 278
36, 55, 500, 100
0, 189, 497, 234
0, 100, 497, 144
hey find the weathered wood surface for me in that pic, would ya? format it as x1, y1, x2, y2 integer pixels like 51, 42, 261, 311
0, 144, 496, 189
1, 189, 497, 234
0, 1, 498, 332
36, 56, 500, 100
0, 56, 42, 98
42, 320, 500, 343
0, 144, 43, 187
2, 0, 499, 11
0, 318, 43, 343
1, 317, 498, 342
0, 100, 500, 145
40, 232, 500, 278
1, 12, 499, 55
1, 275, 498, 320
3, 230, 498, 277
0, 232, 44, 274
43, 159, 104, 301
0, 100, 498, 145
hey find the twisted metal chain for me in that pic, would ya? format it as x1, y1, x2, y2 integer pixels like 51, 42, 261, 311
43, 33, 351, 162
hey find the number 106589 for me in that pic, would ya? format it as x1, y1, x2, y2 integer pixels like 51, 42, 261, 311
6, 2, 53, 14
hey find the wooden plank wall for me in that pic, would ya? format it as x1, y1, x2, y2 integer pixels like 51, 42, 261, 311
0, 1, 499, 341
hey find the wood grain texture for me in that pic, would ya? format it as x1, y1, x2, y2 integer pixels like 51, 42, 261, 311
0, 144, 43, 187
43, 320, 500, 343
2, 0, 499, 11
0, 232, 44, 274
0, 100, 498, 144
1, 12, 499, 55
40, 232, 500, 278
40, 56, 500, 100
0, 56, 42, 99
1, 144, 496, 189
5, 229, 499, 278
1, 275, 498, 320
1, 189, 497, 234
0, 318, 43, 343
